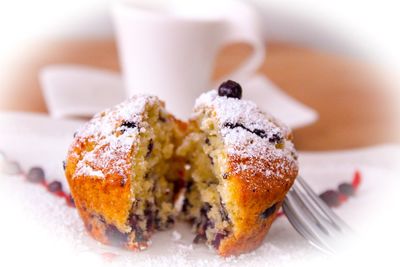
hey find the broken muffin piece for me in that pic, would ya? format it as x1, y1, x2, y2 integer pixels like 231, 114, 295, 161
65, 95, 186, 250
177, 88, 298, 256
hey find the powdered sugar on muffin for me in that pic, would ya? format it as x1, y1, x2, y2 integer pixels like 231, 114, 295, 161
194, 90, 298, 177
65, 94, 185, 251
69, 95, 159, 181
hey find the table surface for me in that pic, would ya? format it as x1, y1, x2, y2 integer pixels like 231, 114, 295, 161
1, 40, 399, 151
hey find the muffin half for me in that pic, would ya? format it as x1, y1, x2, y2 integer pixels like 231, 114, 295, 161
177, 82, 298, 256
65, 95, 186, 250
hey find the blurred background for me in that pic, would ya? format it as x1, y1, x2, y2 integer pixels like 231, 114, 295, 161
0, 0, 399, 151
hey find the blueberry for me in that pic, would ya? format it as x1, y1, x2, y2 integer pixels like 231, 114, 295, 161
223, 122, 239, 129
47, 181, 63, 193
27, 167, 45, 183
338, 183, 355, 196
218, 80, 242, 99
186, 180, 193, 191
212, 232, 227, 249
97, 214, 107, 224
67, 194, 75, 207
269, 133, 283, 144
201, 203, 211, 214
120, 121, 137, 133
206, 219, 215, 229
253, 129, 268, 139
129, 213, 139, 228
260, 203, 277, 219
106, 225, 128, 246
223, 122, 275, 140
182, 198, 191, 213
144, 202, 154, 231
208, 155, 214, 165
158, 113, 167, 122
167, 216, 175, 226
121, 121, 137, 128
205, 137, 210, 145
193, 233, 206, 244
146, 139, 153, 158
319, 190, 340, 207
219, 200, 230, 222
134, 228, 145, 242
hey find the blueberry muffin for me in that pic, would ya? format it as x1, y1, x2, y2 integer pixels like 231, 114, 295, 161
65, 95, 187, 250
65, 81, 298, 256
177, 81, 298, 256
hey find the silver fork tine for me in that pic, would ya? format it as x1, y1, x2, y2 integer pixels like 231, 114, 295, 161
284, 190, 336, 253
291, 181, 343, 235
283, 176, 353, 254
282, 198, 334, 254
296, 176, 352, 232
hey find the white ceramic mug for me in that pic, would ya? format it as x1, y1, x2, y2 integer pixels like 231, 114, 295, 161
112, 0, 265, 119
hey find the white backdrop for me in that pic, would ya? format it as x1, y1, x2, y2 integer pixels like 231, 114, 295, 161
0, 0, 399, 69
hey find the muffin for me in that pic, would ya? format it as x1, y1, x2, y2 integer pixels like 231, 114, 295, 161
176, 81, 298, 256
64, 95, 187, 250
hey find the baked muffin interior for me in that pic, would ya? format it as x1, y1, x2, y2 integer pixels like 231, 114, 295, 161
123, 103, 178, 248
177, 111, 233, 249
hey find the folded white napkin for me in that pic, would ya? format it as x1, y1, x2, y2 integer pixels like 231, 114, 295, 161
40, 65, 126, 119
39, 64, 317, 129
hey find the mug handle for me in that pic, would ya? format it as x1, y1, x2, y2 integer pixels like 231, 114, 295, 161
218, 1, 265, 83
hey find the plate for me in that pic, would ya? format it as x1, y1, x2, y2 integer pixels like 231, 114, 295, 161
0, 112, 399, 266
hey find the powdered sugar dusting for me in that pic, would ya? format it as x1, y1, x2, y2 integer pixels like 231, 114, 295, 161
171, 230, 182, 241
194, 90, 298, 177
69, 95, 159, 180
75, 164, 105, 178
5, 146, 397, 266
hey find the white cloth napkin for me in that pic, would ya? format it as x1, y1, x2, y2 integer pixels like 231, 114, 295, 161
40, 65, 126, 119
39, 65, 317, 129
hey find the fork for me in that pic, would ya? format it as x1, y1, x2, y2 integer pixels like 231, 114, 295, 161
282, 176, 353, 254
